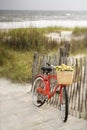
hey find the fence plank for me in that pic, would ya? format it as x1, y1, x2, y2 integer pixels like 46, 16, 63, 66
32, 52, 39, 82
84, 58, 87, 119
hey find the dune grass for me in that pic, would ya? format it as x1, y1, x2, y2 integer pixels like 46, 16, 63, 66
72, 27, 87, 36
0, 27, 60, 82
0, 28, 60, 51
0, 27, 87, 82
0, 45, 33, 82
71, 29, 87, 55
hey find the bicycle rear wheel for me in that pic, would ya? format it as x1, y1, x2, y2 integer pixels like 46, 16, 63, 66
60, 87, 68, 122
32, 77, 45, 107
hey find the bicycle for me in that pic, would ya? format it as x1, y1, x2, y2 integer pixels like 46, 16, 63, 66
32, 62, 68, 122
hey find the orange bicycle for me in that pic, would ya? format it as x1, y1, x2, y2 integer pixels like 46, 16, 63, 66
32, 63, 68, 122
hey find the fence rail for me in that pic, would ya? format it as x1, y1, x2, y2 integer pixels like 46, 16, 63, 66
32, 44, 87, 119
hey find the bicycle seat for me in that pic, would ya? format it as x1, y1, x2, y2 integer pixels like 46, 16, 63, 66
41, 67, 52, 74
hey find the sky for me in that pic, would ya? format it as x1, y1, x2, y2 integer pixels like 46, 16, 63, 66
0, 0, 87, 11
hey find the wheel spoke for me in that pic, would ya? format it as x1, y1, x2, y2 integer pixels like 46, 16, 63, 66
32, 77, 45, 107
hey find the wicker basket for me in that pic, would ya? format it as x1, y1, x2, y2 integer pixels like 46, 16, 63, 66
57, 71, 74, 85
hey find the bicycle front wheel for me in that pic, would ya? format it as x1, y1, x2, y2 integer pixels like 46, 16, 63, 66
32, 77, 45, 107
60, 87, 68, 122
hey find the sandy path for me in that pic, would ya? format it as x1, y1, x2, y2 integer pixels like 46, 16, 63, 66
0, 78, 87, 130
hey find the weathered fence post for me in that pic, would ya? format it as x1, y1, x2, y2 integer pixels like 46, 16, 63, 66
84, 58, 87, 119
59, 42, 70, 64
32, 52, 39, 85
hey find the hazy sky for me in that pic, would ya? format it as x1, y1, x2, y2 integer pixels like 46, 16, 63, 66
0, 0, 87, 10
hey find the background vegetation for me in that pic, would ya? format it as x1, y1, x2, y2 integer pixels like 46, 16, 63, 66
0, 27, 87, 82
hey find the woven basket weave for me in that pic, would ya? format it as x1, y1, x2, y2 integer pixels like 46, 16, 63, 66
57, 71, 74, 85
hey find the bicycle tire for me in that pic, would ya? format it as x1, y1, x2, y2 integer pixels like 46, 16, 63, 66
60, 87, 68, 122
32, 77, 45, 107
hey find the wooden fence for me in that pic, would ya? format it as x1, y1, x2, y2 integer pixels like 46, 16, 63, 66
32, 44, 87, 119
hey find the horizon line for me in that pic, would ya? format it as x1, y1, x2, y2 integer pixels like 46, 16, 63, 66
0, 9, 87, 11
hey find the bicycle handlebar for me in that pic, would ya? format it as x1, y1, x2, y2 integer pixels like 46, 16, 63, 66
46, 62, 56, 69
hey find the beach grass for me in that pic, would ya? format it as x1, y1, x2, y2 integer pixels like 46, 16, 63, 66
0, 28, 60, 51
71, 28, 87, 54
0, 27, 87, 82
72, 27, 87, 36
0, 27, 60, 82
0, 45, 33, 82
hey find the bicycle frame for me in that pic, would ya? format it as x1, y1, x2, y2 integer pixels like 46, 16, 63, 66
36, 74, 66, 102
